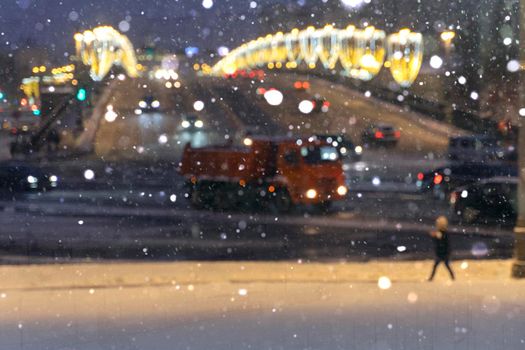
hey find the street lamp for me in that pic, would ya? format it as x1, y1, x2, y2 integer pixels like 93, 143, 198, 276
440, 30, 456, 55
512, 0, 525, 278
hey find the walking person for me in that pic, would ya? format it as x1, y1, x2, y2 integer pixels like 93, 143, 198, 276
428, 216, 455, 281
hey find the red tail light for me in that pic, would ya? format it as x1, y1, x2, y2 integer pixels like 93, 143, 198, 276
294, 81, 302, 89
323, 101, 331, 107
394, 130, 401, 138
433, 174, 443, 185
248, 72, 255, 78
302, 81, 310, 89
417, 172, 424, 181
375, 131, 384, 139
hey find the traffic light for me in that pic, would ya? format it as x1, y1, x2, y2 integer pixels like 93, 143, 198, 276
76, 88, 87, 101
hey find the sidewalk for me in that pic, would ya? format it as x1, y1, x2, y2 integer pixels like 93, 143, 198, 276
0, 260, 523, 350
0, 259, 517, 290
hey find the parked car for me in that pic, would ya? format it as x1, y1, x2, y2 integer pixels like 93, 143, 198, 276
448, 135, 516, 162
450, 177, 517, 225
0, 161, 58, 196
181, 114, 204, 130
314, 134, 362, 161
361, 123, 400, 147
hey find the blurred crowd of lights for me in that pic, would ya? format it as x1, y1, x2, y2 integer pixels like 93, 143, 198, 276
211, 25, 423, 87
74, 26, 139, 81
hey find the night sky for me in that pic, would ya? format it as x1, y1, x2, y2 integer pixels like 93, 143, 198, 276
0, 0, 286, 57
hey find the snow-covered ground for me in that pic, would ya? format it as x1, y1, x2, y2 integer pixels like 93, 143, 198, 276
0, 260, 523, 349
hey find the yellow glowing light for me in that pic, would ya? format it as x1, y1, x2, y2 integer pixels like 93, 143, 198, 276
75, 26, 138, 81
338, 25, 356, 72
343, 26, 385, 81
387, 28, 424, 87
440, 30, 456, 42
317, 24, 340, 69
299, 26, 319, 66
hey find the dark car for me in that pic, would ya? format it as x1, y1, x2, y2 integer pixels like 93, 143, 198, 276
181, 114, 204, 130
0, 161, 58, 196
450, 177, 517, 225
361, 123, 400, 147
138, 96, 161, 112
448, 135, 516, 162
315, 134, 362, 161
311, 96, 330, 113
416, 162, 517, 196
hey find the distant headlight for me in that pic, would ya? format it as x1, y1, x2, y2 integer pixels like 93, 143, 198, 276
306, 189, 317, 199
49, 175, 58, 183
461, 190, 468, 198
195, 120, 204, 128
181, 120, 190, 128
27, 175, 38, 184
138, 100, 147, 108
339, 147, 347, 155
337, 185, 348, 196
151, 100, 160, 108
354, 145, 363, 155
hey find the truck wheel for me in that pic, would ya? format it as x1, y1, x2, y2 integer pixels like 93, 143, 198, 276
213, 186, 235, 211
190, 187, 205, 209
272, 189, 292, 213
314, 201, 332, 214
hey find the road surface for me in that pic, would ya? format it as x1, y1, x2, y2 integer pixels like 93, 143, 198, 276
1, 73, 511, 262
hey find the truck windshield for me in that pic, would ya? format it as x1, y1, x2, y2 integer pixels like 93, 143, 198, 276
301, 145, 339, 164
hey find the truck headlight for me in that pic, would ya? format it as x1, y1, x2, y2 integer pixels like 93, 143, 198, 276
306, 189, 317, 199
337, 185, 348, 196
49, 175, 58, 183
195, 120, 204, 128
181, 120, 190, 128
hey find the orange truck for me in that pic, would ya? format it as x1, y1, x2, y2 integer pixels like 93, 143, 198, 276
179, 136, 347, 211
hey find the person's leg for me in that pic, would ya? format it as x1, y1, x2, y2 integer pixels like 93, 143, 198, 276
444, 258, 455, 280
428, 259, 440, 281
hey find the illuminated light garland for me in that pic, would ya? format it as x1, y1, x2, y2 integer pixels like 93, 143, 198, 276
387, 28, 424, 87
210, 24, 424, 87
74, 26, 139, 81
317, 24, 340, 70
